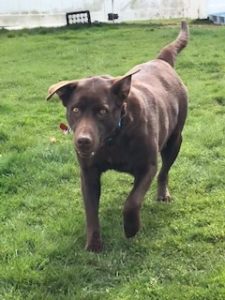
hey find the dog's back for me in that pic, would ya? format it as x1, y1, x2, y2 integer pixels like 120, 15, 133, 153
125, 22, 189, 151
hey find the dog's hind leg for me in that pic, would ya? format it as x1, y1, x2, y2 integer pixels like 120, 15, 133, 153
123, 161, 157, 238
157, 131, 182, 202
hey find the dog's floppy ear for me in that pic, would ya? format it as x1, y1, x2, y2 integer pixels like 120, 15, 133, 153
111, 70, 139, 106
47, 80, 78, 107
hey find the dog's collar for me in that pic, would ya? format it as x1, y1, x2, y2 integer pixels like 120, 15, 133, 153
105, 119, 123, 145
105, 106, 126, 145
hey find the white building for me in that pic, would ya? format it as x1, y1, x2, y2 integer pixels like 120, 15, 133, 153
0, 0, 215, 29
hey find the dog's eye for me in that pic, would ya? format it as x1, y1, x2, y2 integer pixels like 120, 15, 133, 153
98, 108, 108, 116
72, 107, 80, 113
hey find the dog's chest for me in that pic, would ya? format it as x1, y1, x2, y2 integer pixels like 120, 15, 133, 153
95, 137, 147, 174
105, 150, 130, 172
96, 146, 127, 171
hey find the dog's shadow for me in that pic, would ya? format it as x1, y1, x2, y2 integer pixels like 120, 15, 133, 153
40, 174, 177, 297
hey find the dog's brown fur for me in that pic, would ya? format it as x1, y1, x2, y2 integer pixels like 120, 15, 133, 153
47, 21, 189, 252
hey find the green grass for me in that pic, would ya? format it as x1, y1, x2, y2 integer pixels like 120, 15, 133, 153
0, 20, 225, 299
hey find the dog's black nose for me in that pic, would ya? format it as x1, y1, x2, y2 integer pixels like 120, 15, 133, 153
77, 136, 92, 147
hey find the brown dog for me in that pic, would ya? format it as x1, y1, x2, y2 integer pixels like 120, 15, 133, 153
47, 22, 189, 252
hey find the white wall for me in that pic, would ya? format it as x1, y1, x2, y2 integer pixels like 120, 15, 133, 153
0, 0, 106, 14
0, 0, 208, 29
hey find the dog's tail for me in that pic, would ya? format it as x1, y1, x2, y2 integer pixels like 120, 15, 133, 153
157, 21, 189, 67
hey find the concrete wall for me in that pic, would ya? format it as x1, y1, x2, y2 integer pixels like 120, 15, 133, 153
0, 0, 208, 29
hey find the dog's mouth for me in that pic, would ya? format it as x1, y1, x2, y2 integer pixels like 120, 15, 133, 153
76, 149, 95, 159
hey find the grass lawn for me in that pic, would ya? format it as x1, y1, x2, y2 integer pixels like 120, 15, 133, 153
0, 20, 225, 299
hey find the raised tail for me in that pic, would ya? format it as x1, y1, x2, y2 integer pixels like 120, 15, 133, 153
157, 21, 189, 67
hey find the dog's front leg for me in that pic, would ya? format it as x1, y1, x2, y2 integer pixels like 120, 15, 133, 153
123, 163, 157, 238
81, 167, 102, 252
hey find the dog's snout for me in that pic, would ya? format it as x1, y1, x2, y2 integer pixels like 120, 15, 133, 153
74, 121, 99, 158
76, 134, 95, 158
77, 136, 92, 147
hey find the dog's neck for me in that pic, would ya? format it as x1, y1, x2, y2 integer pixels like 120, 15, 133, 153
105, 105, 127, 145
105, 116, 124, 145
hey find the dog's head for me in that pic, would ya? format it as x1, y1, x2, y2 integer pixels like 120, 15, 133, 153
47, 74, 134, 159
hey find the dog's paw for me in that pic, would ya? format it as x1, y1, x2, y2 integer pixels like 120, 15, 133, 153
123, 209, 140, 238
157, 194, 171, 203
157, 187, 171, 203
85, 239, 103, 253
85, 232, 103, 253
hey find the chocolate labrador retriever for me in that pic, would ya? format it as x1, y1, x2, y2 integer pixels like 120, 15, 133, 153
47, 21, 189, 252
